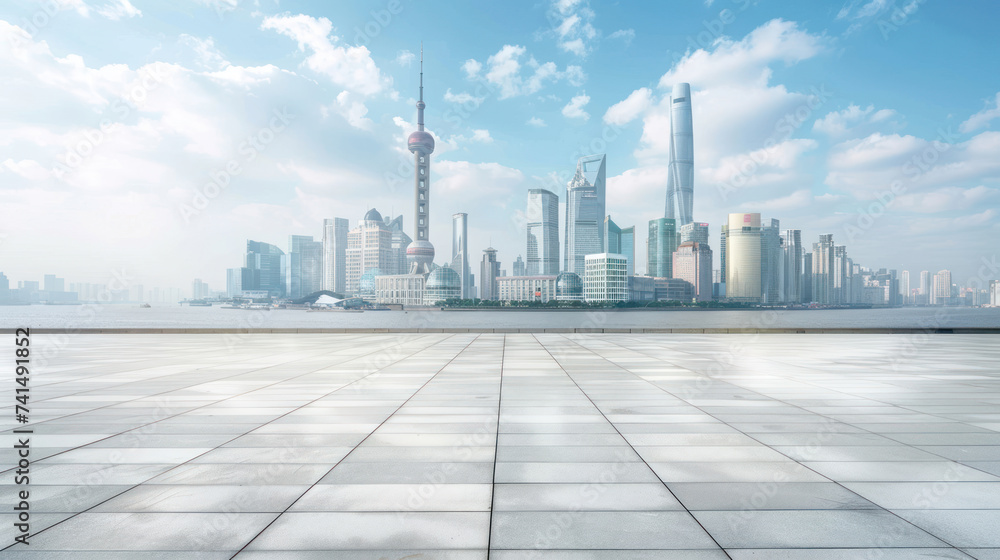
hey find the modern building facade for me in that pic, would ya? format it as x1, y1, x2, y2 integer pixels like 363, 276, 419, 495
555, 272, 584, 301
346, 209, 393, 296
760, 218, 782, 304
513, 256, 525, 277
452, 213, 472, 298
665, 82, 694, 226
679, 222, 709, 247
654, 278, 694, 302
781, 229, 802, 303
526, 188, 559, 276
497, 275, 559, 302
375, 274, 426, 306
724, 213, 762, 303
812, 234, 835, 304
384, 214, 412, 276
620, 226, 635, 277
480, 247, 500, 300
564, 154, 606, 275
673, 241, 712, 302
991, 280, 1000, 306
322, 217, 349, 294
647, 218, 677, 278
243, 240, 285, 297
932, 270, 952, 305
900, 270, 910, 305
285, 235, 323, 299
583, 253, 628, 303
424, 267, 461, 305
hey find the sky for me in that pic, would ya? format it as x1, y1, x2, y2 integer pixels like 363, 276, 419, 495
1, 0, 999, 293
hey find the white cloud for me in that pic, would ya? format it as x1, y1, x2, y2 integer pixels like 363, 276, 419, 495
478, 45, 582, 99
330, 91, 372, 130
607, 29, 635, 46
603, 87, 652, 125
462, 59, 482, 78
658, 19, 827, 89
260, 14, 390, 96
562, 93, 590, 121
179, 34, 229, 71
526, 117, 546, 127
95, 0, 141, 20
470, 129, 493, 143
443, 89, 485, 105
396, 50, 415, 67
195, 0, 239, 14
742, 188, 813, 211
549, 0, 598, 57
960, 92, 1000, 133
813, 104, 900, 136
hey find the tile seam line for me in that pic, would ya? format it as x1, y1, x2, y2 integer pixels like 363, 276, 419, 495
0, 333, 431, 475
486, 333, 506, 559
528, 332, 734, 559
565, 332, 976, 554
229, 332, 486, 558
0, 333, 447, 551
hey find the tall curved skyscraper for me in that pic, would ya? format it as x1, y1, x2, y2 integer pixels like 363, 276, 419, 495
665, 83, 693, 226
406, 46, 435, 274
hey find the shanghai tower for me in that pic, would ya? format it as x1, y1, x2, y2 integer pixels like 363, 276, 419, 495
665, 82, 694, 226
406, 46, 436, 274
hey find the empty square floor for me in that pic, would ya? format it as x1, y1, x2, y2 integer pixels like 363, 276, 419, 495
3, 332, 1000, 559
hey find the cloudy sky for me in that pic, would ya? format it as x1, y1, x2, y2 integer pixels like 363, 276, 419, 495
2, 0, 999, 292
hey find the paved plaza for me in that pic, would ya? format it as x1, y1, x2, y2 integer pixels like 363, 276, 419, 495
2, 332, 1000, 558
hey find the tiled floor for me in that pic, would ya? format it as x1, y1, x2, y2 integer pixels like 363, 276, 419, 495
2, 333, 1000, 558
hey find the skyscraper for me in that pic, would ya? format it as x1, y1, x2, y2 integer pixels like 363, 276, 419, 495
919, 270, 930, 304
621, 226, 635, 277
932, 270, 952, 305
719, 223, 727, 286
513, 256, 525, 277
480, 247, 500, 300
812, 234, 835, 304
673, 241, 712, 301
781, 229, 802, 303
647, 218, 677, 278
322, 217, 349, 294
452, 213, 472, 298
526, 188, 559, 275
679, 222, 709, 246
725, 213, 762, 303
605, 216, 621, 254
346, 209, 393, 296
286, 235, 323, 299
900, 270, 910, 305
802, 252, 813, 303
244, 240, 285, 297
760, 218, 781, 304
564, 154, 606, 275
665, 82, 694, 226
833, 245, 849, 304
406, 47, 435, 274
384, 214, 412, 275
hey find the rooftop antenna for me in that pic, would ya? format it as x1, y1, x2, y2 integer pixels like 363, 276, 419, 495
417, 42, 425, 131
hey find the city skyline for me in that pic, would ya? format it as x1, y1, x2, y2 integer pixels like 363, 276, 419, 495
1, 1, 999, 290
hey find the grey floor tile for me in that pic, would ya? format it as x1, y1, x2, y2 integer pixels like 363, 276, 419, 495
245, 512, 490, 549
490, 511, 720, 549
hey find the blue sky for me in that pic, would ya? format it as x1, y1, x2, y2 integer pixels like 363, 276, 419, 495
2, 0, 999, 292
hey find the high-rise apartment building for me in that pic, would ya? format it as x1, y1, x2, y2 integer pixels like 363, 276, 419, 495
647, 218, 677, 278
526, 188, 559, 276
322, 217, 349, 294
564, 154, 606, 275
665, 83, 694, 226
724, 213, 762, 303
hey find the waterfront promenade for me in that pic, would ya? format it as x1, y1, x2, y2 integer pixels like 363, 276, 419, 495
2, 332, 999, 558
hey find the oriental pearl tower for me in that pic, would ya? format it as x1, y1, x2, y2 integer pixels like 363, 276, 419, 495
406, 46, 435, 275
